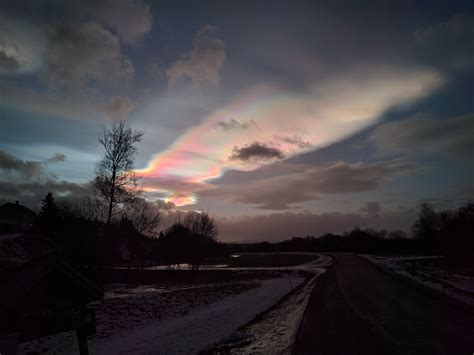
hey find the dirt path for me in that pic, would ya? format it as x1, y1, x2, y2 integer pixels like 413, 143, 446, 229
293, 254, 474, 354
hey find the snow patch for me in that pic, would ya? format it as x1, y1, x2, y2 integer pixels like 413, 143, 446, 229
211, 273, 321, 354
91, 276, 304, 354
362, 255, 474, 307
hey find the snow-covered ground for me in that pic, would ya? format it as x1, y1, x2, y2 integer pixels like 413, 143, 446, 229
362, 255, 474, 307
19, 278, 262, 354
19, 253, 332, 354
203, 254, 333, 354
209, 274, 320, 354
91, 275, 305, 354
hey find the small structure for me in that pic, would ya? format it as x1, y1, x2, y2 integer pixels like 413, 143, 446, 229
0, 201, 36, 233
0, 233, 103, 354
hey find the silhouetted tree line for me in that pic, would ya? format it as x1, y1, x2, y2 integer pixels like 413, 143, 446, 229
227, 201, 474, 258
3, 195, 472, 269
225, 230, 417, 255
26, 192, 223, 269
149, 213, 221, 270
412, 201, 474, 259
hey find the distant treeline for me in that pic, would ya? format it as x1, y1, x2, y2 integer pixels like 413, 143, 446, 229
227, 201, 474, 259
2, 194, 473, 269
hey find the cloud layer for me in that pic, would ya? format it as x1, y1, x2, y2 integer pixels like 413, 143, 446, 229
92, 0, 152, 45
102, 96, 135, 120
0, 150, 43, 179
200, 160, 418, 210
216, 207, 416, 242
372, 113, 474, 160
0, 1, 151, 120
137, 66, 442, 205
0, 14, 45, 75
166, 25, 226, 87
415, 14, 474, 71
44, 22, 134, 89
0, 150, 70, 180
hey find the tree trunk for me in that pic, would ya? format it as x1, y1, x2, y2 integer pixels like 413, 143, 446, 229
106, 201, 113, 225
106, 175, 115, 224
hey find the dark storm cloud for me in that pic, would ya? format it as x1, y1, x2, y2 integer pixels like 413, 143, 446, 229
92, 0, 152, 45
0, 13, 45, 75
0, 151, 88, 210
166, 25, 226, 87
0, 2, 147, 122
415, 14, 474, 72
230, 142, 284, 162
0, 2, 145, 82
0, 150, 43, 179
1, 0, 153, 43
0, 150, 68, 180
0, 2, 144, 121
201, 160, 419, 210
372, 113, 474, 160
43, 22, 134, 89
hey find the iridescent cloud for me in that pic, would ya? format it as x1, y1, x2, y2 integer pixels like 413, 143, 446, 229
136, 66, 443, 206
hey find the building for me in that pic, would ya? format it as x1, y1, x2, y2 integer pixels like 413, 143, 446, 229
0, 201, 36, 233
0, 232, 103, 354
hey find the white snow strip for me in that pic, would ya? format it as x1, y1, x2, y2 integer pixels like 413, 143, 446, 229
222, 274, 319, 354
90, 276, 304, 354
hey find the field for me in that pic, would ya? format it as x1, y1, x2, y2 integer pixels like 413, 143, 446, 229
19, 253, 327, 354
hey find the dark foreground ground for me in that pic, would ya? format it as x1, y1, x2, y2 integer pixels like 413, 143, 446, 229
293, 254, 474, 355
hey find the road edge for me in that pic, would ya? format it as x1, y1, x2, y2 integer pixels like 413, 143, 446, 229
359, 254, 474, 315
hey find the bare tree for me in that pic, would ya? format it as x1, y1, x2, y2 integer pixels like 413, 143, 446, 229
95, 120, 143, 224
81, 192, 108, 221
412, 202, 439, 241
126, 199, 161, 237
184, 211, 218, 240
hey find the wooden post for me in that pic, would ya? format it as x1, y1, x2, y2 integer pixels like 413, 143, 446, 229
76, 328, 89, 355
287, 266, 293, 289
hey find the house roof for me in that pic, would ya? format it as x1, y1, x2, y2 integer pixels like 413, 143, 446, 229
0, 202, 36, 220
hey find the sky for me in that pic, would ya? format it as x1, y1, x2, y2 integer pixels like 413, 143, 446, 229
1, 0, 473, 242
